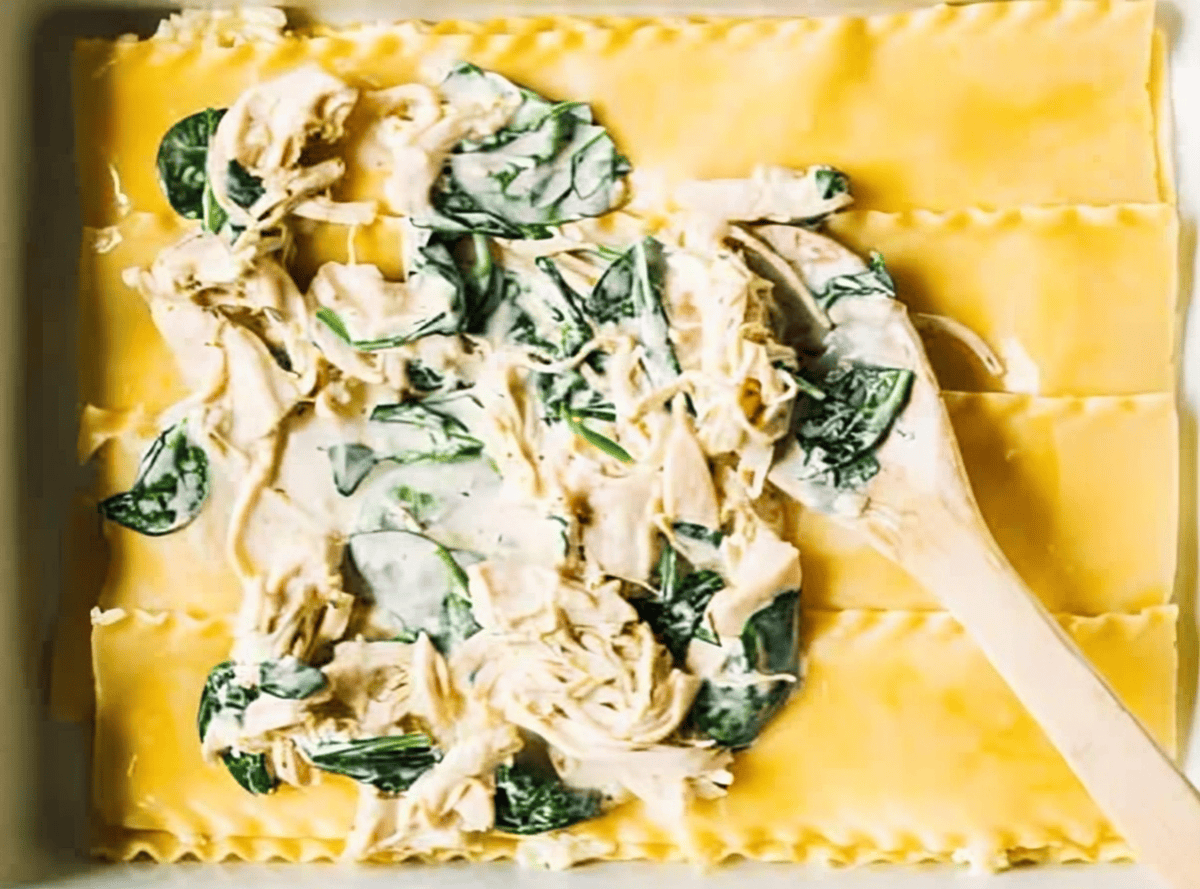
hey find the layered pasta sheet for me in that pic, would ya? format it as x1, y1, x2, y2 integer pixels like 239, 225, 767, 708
71, 0, 1179, 868
91, 607, 1178, 865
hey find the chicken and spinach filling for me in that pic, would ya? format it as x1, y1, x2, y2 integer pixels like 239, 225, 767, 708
104, 59, 913, 858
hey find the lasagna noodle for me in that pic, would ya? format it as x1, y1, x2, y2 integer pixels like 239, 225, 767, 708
91, 607, 1177, 866
78, 201, 1177, 418
80, 389, 1176, 619
827, 204, 1178, 396
73, 0, 1159, 227
796, 392, 1178, 614
685, 607, 1177, 868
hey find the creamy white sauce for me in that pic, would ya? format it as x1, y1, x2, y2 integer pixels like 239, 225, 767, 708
101, 59, 924, 864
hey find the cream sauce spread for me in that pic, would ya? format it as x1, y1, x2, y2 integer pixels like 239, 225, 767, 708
95, 54, 926, 866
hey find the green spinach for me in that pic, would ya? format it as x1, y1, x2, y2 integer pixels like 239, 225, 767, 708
424, 64, 630, 239
535, 362, 615, 424
327, 399, 486, 497
587, 238, 679, 391
225, 159, 266, 211
315, 303, 455, 352
156, 110, 265, 235
197, 661, 255, 744
493, 762, 603, 834
461, 233, 524, 334
527, 258, 593, 359
156, 108, 226, 226
99, 421, 209, 536
406, 360, 446, 394
688, 590, 801, 749
370, 399, 485, 462
258, 657, 328, 700
525, 239, 677, 444
305, 733, 441, 794
327, 443, 378, 497
347, 530, 481, 653
562, 412, 632, 463
792, 363, 914, 490
633, 544, 724, 664
813, 166, 850, 201
392, 484, 441, 525
197, 658, 326, 795
817, 252, 895, 309
221, 750, 277, 794
535, 238, 679, 392
672, 522, 724, 549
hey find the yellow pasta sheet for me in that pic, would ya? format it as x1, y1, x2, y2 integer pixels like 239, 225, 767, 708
79, 200, 1177, 421
74, 0, 1160, 228
77, 386, 1176, 619
795, 392, 1178, 614
91, 606, 1176, 866
828, 204, 1178, 396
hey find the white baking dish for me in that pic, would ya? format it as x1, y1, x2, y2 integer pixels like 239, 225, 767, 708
0, 1, 1193, 886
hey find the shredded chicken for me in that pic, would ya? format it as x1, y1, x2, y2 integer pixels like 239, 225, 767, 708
106, 58, 857, 864
207, 65, 374, 239
355, 79, 518, 219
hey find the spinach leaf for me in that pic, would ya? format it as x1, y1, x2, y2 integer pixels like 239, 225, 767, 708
688, 590, 801, 749
328, 443, 378, 497
535, 362, 615, 424
493, 762, 604, 834
198, 658, 326, 740
369, 399, 486, 463
689, 675, 793, 751
792, 363, 914, 490
197, 657, 329, 795
225, 159, 266, 211
156, 111, 265, 235
99, 421, 209, 536
315, 303, 455, 352
197, 661, 274, 796
816, 251, 895, 310
347, 530, 481, 653
258, 657, 327, 700
221, 751, 277, 795
305, 733, 440, 794
443, 591, 484, 652
562, 412, 633, 463
460, 233, 523, 334
739, 588, 802, 676
156, 108, 226, 224
528, 257, 593, 359
424, 64, 630, 240
633, 544, 724, 664
526, 239, 677, 441
392, 484, 441, 525
327, 397, 489, 497
406, 360, 446, 394
584, 238, 679, 390
813, 166, 850, 201
672, 522, 723, 549
197, 661, 253, 743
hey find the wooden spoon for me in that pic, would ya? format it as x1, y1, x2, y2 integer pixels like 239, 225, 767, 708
748, 224, 1200, 889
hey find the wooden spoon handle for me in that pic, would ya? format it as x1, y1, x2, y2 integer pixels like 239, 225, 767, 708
896, 510, 1200, 889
